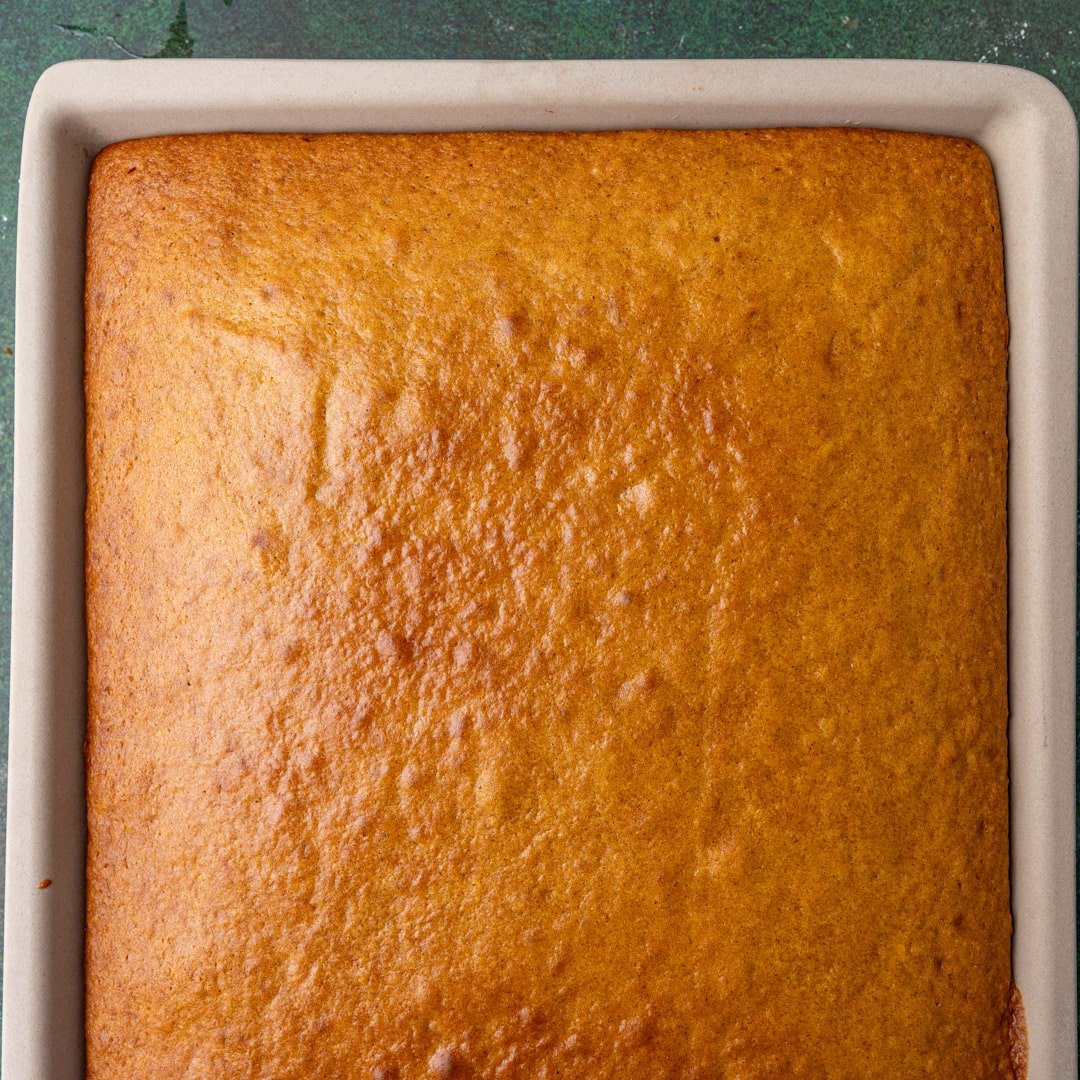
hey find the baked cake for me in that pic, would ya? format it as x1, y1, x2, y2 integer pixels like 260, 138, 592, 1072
85, 129, 1021, 1077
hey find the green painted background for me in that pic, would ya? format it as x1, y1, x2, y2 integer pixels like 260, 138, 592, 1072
0, 0, 1076, 1047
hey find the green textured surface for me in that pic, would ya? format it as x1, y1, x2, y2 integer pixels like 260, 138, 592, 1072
0, 0, 1077, 1052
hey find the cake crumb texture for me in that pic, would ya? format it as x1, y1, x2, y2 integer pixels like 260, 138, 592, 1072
85, 129, 1015, 1078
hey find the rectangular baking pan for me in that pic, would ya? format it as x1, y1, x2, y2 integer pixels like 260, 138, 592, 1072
5, 59, 1077, 1079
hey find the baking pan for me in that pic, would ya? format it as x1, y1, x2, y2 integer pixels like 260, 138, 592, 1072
5, 59, 1077, 1079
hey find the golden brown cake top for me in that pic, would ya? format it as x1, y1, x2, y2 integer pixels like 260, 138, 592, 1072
85, 129, 1017, 1078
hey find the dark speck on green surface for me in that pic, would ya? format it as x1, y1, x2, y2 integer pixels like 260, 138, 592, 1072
153, 0, 195, 59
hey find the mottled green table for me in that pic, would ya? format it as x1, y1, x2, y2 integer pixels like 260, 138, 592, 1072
0, 0, 1076, 1039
